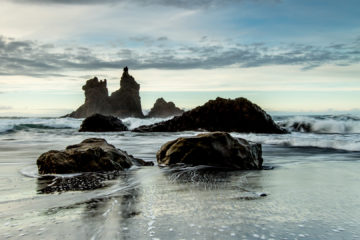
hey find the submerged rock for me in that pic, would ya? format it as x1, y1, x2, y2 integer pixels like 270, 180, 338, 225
37, 172, 120, 193
134, 97, 287, 134
37, 138, 153, 174
157, 132, 263, 170
79, 114, 128, 132
147, 98, 184, 118
67, 67, 144, 118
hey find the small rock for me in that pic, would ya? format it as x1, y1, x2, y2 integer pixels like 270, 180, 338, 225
79, 114, 128, 132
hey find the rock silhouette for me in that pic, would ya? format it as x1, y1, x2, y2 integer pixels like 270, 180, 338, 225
147, 98, 184, 118
68, 77, 112, 118
157, 132, 263, 170
68, 67, 144, 118
110, 67, 143, 118
134, 97, 287, 134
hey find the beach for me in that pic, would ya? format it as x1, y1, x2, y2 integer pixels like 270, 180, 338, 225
0, 115, 359, 239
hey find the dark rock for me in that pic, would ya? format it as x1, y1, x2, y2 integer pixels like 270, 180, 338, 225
147, 98, 184, 118
68, 67, 144, 118
134, 97, 287, 134
156, 132, 263, 170
37, 138, 153, 174
68, 77, 112, 118
109, 67, 144, 118
79, 114, 128, 132
37, 172, 119, 193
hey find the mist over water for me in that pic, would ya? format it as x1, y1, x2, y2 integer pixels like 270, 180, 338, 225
0, 114, 359, 239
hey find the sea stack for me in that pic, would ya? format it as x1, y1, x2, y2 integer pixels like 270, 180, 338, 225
109, 67, 144, 118
68, 67, 144, 118
68, 77, 112, 118
147, 98, 184, 118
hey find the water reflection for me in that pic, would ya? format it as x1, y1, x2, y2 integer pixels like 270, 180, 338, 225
159, 165, 268, 199
81, 170, 142, 240
37, 170, 143, 239
34, 167, 269, 239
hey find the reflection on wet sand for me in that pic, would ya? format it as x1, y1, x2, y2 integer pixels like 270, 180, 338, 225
83, 170, 143, 240
33, 166, 268, 239
37, 170, 143, 239
160, 165, 267, 197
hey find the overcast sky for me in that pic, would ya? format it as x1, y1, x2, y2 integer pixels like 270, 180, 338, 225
0, 0, 359, 116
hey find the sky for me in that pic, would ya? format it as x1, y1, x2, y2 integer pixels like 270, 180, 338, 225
0, 0, 359, 116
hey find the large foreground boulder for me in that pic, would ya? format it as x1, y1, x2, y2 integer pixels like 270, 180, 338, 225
79, 114, 128, 132
157, 132, 263, 170
37, 138, 153, 174
134, 97, 287, 133
147, 98, 184, 118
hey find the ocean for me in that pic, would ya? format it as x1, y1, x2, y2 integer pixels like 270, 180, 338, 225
0, 115, 359, 240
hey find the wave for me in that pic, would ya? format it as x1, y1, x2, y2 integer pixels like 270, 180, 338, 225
122, 116, 172, 130
277, 115, 360, 134
233, 132, 360, 152
0, 117, 82, 134
4, 123, 73, 133
0, 116, 171, 134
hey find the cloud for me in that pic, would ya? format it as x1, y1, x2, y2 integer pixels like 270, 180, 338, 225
157, 36, 168, 41
0, 35, 359, 77
0, 105, 12, 110
9, 0, 281, 9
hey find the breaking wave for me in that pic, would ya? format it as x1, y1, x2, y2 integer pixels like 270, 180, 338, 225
233, 132, 360, 152
277, 115, 360, 134
122, 117, 171, 130
0, 116, 171, 134
0, 117, 82, 134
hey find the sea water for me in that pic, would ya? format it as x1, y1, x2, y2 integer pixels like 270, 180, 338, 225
0, 115, 359, 240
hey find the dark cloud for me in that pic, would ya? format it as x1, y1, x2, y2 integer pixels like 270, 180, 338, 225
130, 36, 169, 46
157, 36, 168, 41
0, 35, 359, 77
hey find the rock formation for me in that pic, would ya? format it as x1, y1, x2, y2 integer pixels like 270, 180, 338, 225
79, 114, 128, 132
109, 67, 144, 118
68, 67, 144, 118
134, 97, 287, 134
37, 138, 153, 174
147, 98, 184, 118
68, 77, 112, 118
157, 132, 263, 170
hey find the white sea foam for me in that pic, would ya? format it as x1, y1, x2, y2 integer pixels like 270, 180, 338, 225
122, 117, 171, 130
233, 132, 360, 152
278, 115, 360, 134
1, 115, 359, 152
0, 117, 82, 134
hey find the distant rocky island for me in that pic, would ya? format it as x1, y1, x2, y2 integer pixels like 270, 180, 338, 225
67, 67, 184, 118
